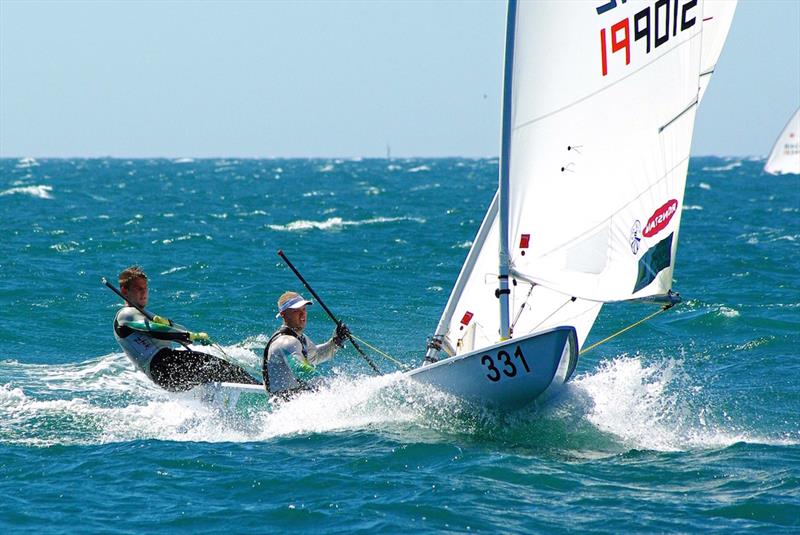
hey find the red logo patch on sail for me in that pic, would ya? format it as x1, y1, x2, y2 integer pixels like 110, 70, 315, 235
460, 311, 474, 326
643, 199, 678, 238
519, 234, 530, 249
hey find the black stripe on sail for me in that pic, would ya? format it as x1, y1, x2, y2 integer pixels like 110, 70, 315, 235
633, 233, 674, 293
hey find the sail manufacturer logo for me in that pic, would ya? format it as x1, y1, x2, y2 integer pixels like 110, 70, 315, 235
596, 0, 698, 77
643, 199, 678, 237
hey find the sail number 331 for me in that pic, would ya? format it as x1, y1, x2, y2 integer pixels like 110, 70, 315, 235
481, 346, 530, 382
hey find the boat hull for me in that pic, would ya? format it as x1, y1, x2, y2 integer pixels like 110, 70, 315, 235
405, 326, 579, 409
196, 382, 270, 411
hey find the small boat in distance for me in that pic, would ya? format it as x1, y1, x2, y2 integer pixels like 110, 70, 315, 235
764, 107, 800, 175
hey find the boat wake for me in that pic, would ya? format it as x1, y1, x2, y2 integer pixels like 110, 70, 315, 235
0, 350, 795, 453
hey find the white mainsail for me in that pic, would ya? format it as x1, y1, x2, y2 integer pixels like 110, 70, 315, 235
431, 0, 706, 354
764, 107, 800, 175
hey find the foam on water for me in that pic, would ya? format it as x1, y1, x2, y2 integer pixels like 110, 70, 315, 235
267, 216, 426, 232
2, 348, 793, 452
701, 160, 742, 172
567, 355, 789, 452
0, 184, 53, 199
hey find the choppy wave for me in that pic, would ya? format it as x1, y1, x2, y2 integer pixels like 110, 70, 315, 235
0, 184, 54, 199
407, 165, 430, 173
267, 216, 426, 232
701, 160, 742, 172
15, 157, 39, 168
569, 357, 734, 451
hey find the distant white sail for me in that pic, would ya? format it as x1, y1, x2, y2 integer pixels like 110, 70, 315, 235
698, 0, 738, 101
764, 107, 800, 175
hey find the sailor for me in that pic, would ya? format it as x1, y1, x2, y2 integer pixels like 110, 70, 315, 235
263, 291, 349, 398
113, 265, 260, 391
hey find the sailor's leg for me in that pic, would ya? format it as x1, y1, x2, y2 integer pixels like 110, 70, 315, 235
149, 349, 260, 391
192, 353, 261, 385
149, 348, 202, 391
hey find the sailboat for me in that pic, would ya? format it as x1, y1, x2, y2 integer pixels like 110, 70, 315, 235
405, 0, 737, 409
203, 0, 737, 412
764, 107, 800, 175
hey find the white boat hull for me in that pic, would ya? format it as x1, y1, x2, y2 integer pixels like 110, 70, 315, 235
405, 326, 579, 409
196, 382, 269, 411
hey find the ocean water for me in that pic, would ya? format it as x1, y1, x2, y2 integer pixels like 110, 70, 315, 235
0, 156, 798, 532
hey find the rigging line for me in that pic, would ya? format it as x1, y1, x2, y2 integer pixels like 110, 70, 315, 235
349, 334, 408, 371
579, 304, 674, 356
510, 282, 535, 332
530, 296, 576, 333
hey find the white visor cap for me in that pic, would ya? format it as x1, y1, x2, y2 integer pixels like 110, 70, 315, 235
276, 294, 313, 318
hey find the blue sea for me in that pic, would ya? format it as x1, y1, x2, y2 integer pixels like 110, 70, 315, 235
1, 156, 798, 532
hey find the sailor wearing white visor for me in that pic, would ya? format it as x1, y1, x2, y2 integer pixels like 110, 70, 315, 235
263, 291, 349, 398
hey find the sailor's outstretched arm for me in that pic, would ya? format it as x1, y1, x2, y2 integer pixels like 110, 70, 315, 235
125, 319, 192, 342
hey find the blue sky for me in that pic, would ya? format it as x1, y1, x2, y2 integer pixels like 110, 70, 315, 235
1, 0, 798, 158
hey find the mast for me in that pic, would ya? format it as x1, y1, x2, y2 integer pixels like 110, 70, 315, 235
497, 0, 517, 340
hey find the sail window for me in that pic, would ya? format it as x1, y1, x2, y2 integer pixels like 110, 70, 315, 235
565, 225, 611, 275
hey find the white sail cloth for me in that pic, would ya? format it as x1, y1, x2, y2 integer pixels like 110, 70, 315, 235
432, 0, 729, 357
764, 107, 800, 175
507, 1, 703, 303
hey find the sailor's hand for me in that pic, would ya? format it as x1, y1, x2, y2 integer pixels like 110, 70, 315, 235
152, 315, 172, 326
189, 331, 211, 345
333, 322, 350, 347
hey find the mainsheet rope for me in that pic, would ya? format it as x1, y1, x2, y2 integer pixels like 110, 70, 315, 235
579, 304, 674, 355
349, 334, 409, 371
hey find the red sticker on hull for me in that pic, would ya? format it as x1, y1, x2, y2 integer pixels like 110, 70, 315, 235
460, 311, 474, 326
643, 199, 678, 238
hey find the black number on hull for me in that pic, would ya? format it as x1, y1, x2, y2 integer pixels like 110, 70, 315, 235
514, 346, 530, 373
481, 345, 532, 383
481, 355, 501, 382
498, 350, 517, 378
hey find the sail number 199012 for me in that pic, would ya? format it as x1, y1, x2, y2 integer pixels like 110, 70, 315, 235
480, 345, 530, 382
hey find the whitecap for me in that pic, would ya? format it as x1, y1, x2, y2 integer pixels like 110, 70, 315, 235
160, 266, 189, 275
683, 205, 703, 211
267, 216, 426, 232
407, 165, 430, 173
0, 185, 53, 199
698, 182, 712, 190
701, 160, 741, 172
15, 157, 39, 168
